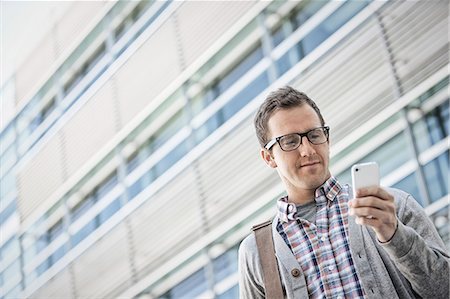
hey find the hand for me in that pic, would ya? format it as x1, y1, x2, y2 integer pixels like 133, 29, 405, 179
348, 186, 398, 243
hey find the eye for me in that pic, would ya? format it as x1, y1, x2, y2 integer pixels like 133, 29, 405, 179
280, 135, 299, 147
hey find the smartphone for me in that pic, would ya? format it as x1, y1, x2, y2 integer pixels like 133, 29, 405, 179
351, 162, 380, 196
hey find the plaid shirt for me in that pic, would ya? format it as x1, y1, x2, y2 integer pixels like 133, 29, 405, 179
277, 176, 366, 299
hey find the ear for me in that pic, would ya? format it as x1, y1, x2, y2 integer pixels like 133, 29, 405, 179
260, 148, 277, 168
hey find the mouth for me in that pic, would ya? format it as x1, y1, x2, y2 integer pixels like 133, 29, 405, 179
300, 161, 320, 168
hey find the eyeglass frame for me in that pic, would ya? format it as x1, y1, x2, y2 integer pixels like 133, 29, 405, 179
264, 126, 330, 151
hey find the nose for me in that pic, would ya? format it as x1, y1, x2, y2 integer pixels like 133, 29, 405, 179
298, 136, 316, 157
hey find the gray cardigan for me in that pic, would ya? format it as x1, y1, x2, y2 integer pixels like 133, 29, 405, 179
238, 188, 450, 298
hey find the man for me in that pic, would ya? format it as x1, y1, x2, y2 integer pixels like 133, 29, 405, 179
238, 86, 449, 298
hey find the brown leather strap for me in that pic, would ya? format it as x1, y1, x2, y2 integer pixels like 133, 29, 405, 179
252, 220, 284, 299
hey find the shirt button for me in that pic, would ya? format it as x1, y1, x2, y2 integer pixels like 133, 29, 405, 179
328, 265, 334, 271
320, 235, 326, 242
337, 296, 343, 299
291, 268, 301, 277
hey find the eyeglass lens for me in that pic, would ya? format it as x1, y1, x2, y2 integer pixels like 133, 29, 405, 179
279, 128, 327, 151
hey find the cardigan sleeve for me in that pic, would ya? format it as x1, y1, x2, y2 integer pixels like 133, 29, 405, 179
380, 188, 450, 298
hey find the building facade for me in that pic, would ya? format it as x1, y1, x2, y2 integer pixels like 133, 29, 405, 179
0, 1, 448, 298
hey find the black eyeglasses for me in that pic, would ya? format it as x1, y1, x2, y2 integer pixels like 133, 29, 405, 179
265, 126, 330, 151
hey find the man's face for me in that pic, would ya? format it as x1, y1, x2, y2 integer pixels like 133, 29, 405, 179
261, 105, 331, 193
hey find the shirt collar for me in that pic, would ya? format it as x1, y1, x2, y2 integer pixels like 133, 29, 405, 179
276, 176, 342, 223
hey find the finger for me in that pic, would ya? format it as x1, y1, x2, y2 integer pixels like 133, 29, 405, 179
356, 186, 393, 202
349, 206, 385, 219
350, 197, 386, 210
355, 216, 379, 226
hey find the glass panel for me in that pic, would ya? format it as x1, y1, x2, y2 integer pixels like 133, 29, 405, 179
0, 237, 20, 263
302, 1, 369, 55
441, 101, 449, 135
360, 133, 411, 177
71, 195, 96, 223
153, 110, 185, 149
97, 172, 118, 199
424, 152, 449, 203
217, 284, 239, 299
292, 0, 328, 29
50, 244, 66, 265
221, 71, 269, 121
170, 268, 207, 299
195, 112, 221, 145
3, 258, 21, 281
0, 123, 16, 152
155, 139, 191, 177
213, 247, 238, 283
0, 199, 17, 227
392, 172, 422, 206
0, 172, 16, 200
128, 170, 155, 200
4, 282, 22, 299
48, 220, 63, 242
98, 197, 121, 223
217, 46, 263, 94
72, 219, 97, 246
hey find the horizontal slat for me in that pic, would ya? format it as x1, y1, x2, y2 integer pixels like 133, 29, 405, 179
73, 222, 132, 298
30, 268, 72, 299
115, 16, 181, 125
176, 1, 257, 68
62, 78, 119, 177
17, 135, 65, 222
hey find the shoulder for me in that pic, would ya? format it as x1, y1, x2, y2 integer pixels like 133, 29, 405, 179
385, 187, 428, 221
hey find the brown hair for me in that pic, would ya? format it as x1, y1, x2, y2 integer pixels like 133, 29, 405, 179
254, 86, 325, 148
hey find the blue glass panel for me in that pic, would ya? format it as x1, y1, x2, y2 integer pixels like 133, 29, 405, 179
72, 219, 97, 246
0, 200, 17, 226
170, 268, 207, 299
217, 285, 239, 299
0, 144, 17, 175
0, 172, 16, 200
276, 48, 299, 75
1, 240, 20, 270
50, 244, 66, 265
195, 113, 222, 145
424, 152, 449, 203
302, 1, 369, 55
392, 172, 422, 206
97, 173, 118, 199
155, 139, 191, 177
217, 47, 264, 94
71, 195, 95, 223
213, 248, 238, 283
441, 101, 449, 135
36, 259, 50, 276
4, 283, 22, 299
361, 133, 411, 177
99, 197, 121, 223
221, 71, 269, 121
293, 1, 328, 28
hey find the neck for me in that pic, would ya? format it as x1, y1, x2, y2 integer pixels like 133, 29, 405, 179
285, 186, 316, 205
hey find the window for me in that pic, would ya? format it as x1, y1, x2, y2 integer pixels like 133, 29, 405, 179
71, 194, 96, 223
360, 133, 411, 177
213, 247, 238, 283
217, 285, 239, 299
424, 152, 449, 203
170, 268, 208, 299
302, 1, 369, 56
392, 173, 422, 206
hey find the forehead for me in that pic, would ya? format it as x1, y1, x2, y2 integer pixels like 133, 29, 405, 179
267, 105, 321, 137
